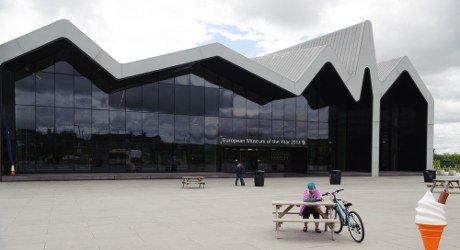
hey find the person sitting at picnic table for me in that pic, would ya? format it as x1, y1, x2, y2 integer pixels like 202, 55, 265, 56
299, 182, 323, 233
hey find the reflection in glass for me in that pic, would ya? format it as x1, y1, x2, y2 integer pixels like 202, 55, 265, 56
205, 117, 218, 144
55, 61, 73, 74
319, 107, 329, 122
318, 122, 328, 139
284, 98, 296, 120
175, 74, 190, 85
272, 120, 283, 139
308, 105, 319, 122
219, 89, 233, 117
296, 97, 308, 121
92, 85, 108, 109
247, 119, 259, 138
205, 80, 219, 88
142, 112, 158, 137
190, 116, 204, 144
110, 110, 125, 134
92, 110, 109, 134
233, 118, 247, 138
15, 105, 35, 130
142, 83, 158, 112
190, 86, 204, 115
308, 122, 318, 139
159, 84, 174, 113
272, 100, 284, 120
205, 87, 219, 116
75, 108, 91, 139
233, 94, 246, 118
175, 85, 190, 114
126, 86, 142, 111
260, 119, 271, 139
246, 100, 259, 119
55, 74, 74, 107
75, 76, 92, 108
219, 117, 232, 137
126, 112, 142, 135
175, 115, 190, 143
159, 114, 174, 143
190, 74, 205, 86
284, 121, 295, 139
15, 74, 35, 105
109, 90, 125, 110
259, 103, 272, 120
36, 107, 54, 134
36, 72, 54, 106
55, 108, 74, 134
296, 121, 308, 140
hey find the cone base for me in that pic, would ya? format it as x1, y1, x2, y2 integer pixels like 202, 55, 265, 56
416, 223, 446, 250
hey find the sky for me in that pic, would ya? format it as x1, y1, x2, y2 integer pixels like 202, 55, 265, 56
1, 0, 459, 153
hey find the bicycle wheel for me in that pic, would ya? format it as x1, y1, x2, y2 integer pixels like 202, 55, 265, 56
348, 211, 365, 243
332, 208, 343, 233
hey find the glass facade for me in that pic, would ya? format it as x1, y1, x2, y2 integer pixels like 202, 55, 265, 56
10, 52, 330, 174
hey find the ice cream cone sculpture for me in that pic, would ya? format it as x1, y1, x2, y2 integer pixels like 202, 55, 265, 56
415, 191, 447, 250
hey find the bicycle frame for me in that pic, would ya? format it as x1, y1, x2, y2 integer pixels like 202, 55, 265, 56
331, 193, 350, 225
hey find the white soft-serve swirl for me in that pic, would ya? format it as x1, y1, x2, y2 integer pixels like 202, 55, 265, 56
415, 191, 447, 225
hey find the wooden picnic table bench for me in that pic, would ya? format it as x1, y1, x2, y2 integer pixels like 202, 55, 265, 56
428, 177, 460, 192
182, 176, 206, 188
272, 200, 339, 240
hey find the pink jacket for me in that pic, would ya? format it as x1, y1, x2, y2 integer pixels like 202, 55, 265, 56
299, 189, 322, 214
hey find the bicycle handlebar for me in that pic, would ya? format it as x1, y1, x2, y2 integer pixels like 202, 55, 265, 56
322, 189, 344, 196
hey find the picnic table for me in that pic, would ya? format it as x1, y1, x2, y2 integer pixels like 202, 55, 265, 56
429, 177, 460, 192
272, 200, 339, 240
182, 176, 206, 188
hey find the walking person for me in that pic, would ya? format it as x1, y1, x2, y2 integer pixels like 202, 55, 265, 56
235, 161, 246, 186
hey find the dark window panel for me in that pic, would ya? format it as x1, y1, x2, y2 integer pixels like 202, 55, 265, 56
75, 108, 91, 139
175, 85, 190, 115
271, 99, 284, 120
175, 115, 190, 144
319, 107, 329, 122
284, 98, 296, 121
283, 121, 296, 139
308, 105, 319, 122
142, 112, 159, 137
190, 74, 205, 87
92, 110, 109, 134
205, 87, 219, 116
232, 118, 247, 138
55, 74, 74, 108
109, 90, 126, 110
110, 110, 125, 134
318, 122, 329, 139
175, 74, 190, 85
159, 77, 174, 84
246, 100, 259, 119
272, 120, 283, 139
36, 56, 54, 73
159, 114, 174, 143
142, 83, 158, 112
15, 74, 35, 105
55, 108, 74, 134
36, 72, 54, 106
126, 86, 142, 111
247, 119, 259, 139
259, 103, 272, 120
233, 94, 246, 118
190, 86, 205, 115
127, 112, 142, 136
296, 97, 308, 121
159, 84, 174, 113
36, 107, 54, 134
205, 117, 218, 144
55, 61, 73, 75
190, 116, 204, 144
296, 121, 308, 140
219, 89, 233, 118
218, 117, 232, 137
92, 85, 108, 110
259, 119, 271, 139
308, 122, 319, 139
15, 105, 35, 130
74, 76, 92, 108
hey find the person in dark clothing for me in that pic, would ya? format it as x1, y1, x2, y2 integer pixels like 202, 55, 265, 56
235, 161, 245, 186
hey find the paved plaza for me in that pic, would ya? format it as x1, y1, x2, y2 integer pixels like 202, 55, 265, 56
0, 176, 459, 249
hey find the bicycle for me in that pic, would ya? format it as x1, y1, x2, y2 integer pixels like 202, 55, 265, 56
322, 189, 365, 243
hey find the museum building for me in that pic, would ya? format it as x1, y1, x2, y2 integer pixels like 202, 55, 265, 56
0, 20, 434, 178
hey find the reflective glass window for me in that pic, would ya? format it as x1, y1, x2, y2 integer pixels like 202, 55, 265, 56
219, 89, 233, 117
92, 110, 109, 134
142, 83, 158, 112
15, 74, 35, 105
308, 122, 318, 139
109, 90, 125, 110
159, 84, 174, 113
190, 74, 205, 86
259, 120, 271, 139
205, 87, 219, 116
126, 86, 142, 111
159, 114, 174, 143
175, 74, 190, 85
55, 108, 74, 134
233, 94, 246, 118
205, 80, 219, 88
246, 100, 259, 119
159, 77, 174, 84
110, 110, 125, 134
259, 103, 272, 120
55, 61, 73, 74
283, 121, 296, 139
233, 118, 247, 138
75, 109, 91, 138
36, 107, 54, 134
272, 120, 283, 139
92, 85, 108, 110
190, 86, 205, 115
175, 115, 190, 144
55, 74, 74, 107
296, 97, 308, 121
318, 122, 329, 139
319, 107, 329, 122
296, 121, 308, 140
271, 100, 284, 120
175, 85, 190, 114
284, 98, 296, 120
74, 76, 92, 108
218, 117, 232, 137
126, 112, 142, 136
142, 112, 158, 137
36, 56, 54, 73
205, 117, 218, 144
36, 72, 54, 106
247, 119, 259, 138
15, 105, 35, 130
190, 116, 204, 144
308, 105, 319, 122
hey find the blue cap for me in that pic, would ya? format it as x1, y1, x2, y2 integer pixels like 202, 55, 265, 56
307, 183, 316, 190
